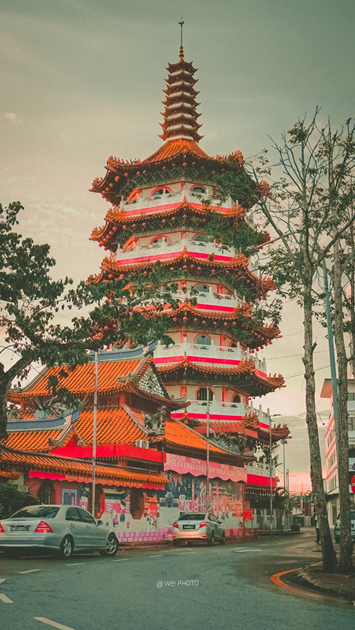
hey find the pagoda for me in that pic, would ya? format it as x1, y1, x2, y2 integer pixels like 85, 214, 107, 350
89, 46, 288, 458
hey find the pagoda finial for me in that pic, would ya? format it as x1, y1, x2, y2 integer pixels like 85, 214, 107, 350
179, 18, 184, 60
159, 33, 202, 144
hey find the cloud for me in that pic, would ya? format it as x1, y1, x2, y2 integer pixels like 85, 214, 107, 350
5, 112, 21, 123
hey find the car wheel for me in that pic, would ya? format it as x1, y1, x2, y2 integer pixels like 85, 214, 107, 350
208, 531, 215, 546
59, 535, 74, 560
173, 540, 181, 547
219, 532, 226, 545
99, 534, 119, 557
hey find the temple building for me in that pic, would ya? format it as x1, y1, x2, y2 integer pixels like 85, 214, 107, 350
3, 352, 255, 541
1, 47, 291, 540
89, 46, 290, 524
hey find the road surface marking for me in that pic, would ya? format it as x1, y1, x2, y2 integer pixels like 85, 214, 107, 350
271, 564, 330, 600
234, 549, 263, 553
0, 579, 6, 584
149, 554, 164, 557
0, 593, 13, 604
66, 563, 86, 567
113, 559, 129, 562
20, 569, 41, 574
34, 618, 76, 630
181, 551, 197, 554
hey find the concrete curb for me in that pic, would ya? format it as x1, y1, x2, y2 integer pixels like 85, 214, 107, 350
296, 565, 355, 601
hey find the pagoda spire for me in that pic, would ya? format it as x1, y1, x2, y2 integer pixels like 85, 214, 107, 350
159, 47, 202, 143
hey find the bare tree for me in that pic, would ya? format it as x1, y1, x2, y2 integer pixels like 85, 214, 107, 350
247, 111, 355, 572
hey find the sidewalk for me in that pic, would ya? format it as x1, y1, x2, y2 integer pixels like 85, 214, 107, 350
120, 528, 298, 550
295, 563, 355, 601
284, 530, 355, 602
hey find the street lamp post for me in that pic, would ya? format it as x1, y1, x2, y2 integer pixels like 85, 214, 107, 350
268, 412, 281, 535
283, 439, 287, 532
269, 413, 273, 535
206, 390, 210, 512
92, 351, 98, 517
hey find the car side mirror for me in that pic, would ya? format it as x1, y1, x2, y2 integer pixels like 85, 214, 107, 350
97, 520, 103, 526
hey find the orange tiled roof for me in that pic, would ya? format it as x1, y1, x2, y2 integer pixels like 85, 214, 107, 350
4, 429, 63, 452
157, 358, 285, 393
95, 248, 272, 295
75, 408, 147, 446
8, 357, 150, 402
0, 448, 167, 488
142, 139, 210, 164
90, 200, 247, 248
163, 419, 224, 453
2, 407, 148, 453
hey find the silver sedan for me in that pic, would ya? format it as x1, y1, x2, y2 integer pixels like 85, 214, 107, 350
0, 504, 119, 559
172, 512, 226, 546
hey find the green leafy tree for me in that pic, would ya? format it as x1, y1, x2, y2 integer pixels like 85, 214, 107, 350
0, 202, 175, 440
0, 483, 39, 519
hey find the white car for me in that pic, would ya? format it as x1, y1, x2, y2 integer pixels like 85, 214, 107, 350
172, 512, 226, 546
0, 504, 119, 559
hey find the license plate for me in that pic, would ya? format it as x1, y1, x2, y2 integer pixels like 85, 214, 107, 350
10, 525, 29, 532
183, 524, 195, 530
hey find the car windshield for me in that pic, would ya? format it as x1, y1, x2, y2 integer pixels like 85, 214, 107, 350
178, 513, 205, 521
9, 506, 60, 520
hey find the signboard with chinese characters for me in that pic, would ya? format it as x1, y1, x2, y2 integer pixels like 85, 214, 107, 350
164, 453, 247, 483
351, 475, 355, 493
243, 510, 253, 521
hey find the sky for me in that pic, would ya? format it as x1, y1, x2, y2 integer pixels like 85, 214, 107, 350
1, 0, 355, 493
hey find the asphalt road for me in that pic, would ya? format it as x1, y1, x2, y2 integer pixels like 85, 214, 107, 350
0, 531, 354, 630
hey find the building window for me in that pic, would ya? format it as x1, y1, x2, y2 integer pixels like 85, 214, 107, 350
151, 187, 172, 199
192, 234, 207, 246
149, 236, 170, 248
38, 482, 55, 504
195, 284, 209, 294
197, 387, 214, 403
195, 334, 211, 346
191, 186, 206, 196
62, 489, 77, 505
130, 489, 144, 520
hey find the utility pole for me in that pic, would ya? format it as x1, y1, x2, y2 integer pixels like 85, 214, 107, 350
92, 351, 98, 517
269, 411, 273, 535
206, 390, 210, 512
282, 440, 288, 532
268, 412, 281, 535
323, 268, 339, 434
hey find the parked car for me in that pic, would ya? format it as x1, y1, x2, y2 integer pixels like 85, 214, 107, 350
0, 504, 119, 559
334, 509, 355, 543
172, 512, 225, 546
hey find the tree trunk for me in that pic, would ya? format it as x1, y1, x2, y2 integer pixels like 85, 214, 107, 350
303, 282, 337, 572
332, 240, 353, 573
0, 357, 30, 440
0, 373, 11, 441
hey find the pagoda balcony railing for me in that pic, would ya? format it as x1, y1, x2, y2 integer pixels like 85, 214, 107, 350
180, 400, 270, 425
121, 189, 235, 212
117, 238, 235, 262
155, 341, 267, 374
173, 289, 243, 309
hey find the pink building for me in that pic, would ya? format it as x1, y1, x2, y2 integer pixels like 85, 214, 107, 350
321, 378, 355, 529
